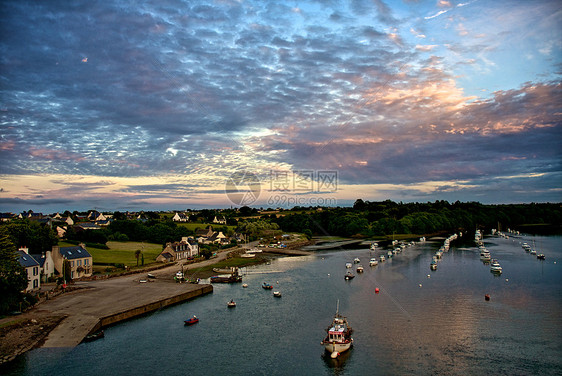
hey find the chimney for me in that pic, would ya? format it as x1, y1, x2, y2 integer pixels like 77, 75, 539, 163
19, 246, 29, 254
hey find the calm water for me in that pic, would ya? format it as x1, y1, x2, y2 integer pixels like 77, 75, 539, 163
3, 234, 561, 375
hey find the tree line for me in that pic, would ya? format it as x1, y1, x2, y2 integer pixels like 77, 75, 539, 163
272, 200, 562, 237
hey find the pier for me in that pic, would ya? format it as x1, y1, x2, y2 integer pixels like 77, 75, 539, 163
36, 272, 212, 348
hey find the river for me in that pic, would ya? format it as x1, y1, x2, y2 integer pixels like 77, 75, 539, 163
3, 233, 561, 375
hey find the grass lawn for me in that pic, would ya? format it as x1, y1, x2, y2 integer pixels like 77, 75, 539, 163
87, 241, 163, 267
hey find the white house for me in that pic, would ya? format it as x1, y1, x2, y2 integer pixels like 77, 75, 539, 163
17, 247, 40, 292
212, 216, 226, 224
31, 250, 55, 282
172, 212, 189, 222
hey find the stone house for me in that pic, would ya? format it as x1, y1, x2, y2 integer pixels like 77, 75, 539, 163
52, 245, 93, 280
157, 237, 199, 263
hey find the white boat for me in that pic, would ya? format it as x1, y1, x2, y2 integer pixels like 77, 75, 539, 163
353, 257, 360, 264
379, 255, 385, 262
369, 258, 378, 266
490, 259, 502, 274
370, 242, 378, 250
321, 301, 353, 358
273, 291, 282, 297
246, 248, 263, 254
356, 265, 364, 273
345, 262, 352, 269
430, 260, 437, 271
480, 249, 491, 261
387, 250, 393, 258
227, 300, 236, 308
242, 283, 248, 288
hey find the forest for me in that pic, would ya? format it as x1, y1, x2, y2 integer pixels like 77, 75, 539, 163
271, 200, 562, 238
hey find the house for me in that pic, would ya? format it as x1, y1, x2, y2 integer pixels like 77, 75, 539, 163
30, 250, 55, 282
88, 211, 107, 222
0, 212, 16, 222
74, 222, 102, 231
64, 216, 74, 225
195, 226, 215, 239
212, 216, 227, 224
172, 212, 189, 222
52, 245, 93, 280
17, 247, 40, 292
157, 237, 199, 263
56, 226, 67, 238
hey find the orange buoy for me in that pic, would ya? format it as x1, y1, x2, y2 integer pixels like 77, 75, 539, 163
485, 294, 490, 301
375, 288, 380, 294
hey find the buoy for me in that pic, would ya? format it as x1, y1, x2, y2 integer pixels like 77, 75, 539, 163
485, 294, 490, 301
427, 274, 431, 278
375, 288, 380, 293
419, 284, 422, 287
505, 278, 509, 282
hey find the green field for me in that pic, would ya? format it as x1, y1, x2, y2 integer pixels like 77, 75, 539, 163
86, 241, 163, 266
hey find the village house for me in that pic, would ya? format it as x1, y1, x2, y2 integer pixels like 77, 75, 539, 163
30, 250, 55, 282
172, 212, 189, 222
17, 247, 40, 292
212, 216, 227, 224
156, 237, 199, 263
51, 245, 93, 280
194, 225, 230, 245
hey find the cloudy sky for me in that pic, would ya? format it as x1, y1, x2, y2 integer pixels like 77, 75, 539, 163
1, 0, 561, 212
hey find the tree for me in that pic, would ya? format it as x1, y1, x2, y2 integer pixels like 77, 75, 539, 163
0, 227, 28, 314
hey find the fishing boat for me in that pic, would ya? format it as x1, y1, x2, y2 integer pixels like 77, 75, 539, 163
227, 300, 236, 308
430, 260, 437, 271
321, 301, 353, 359
345, 262, 352, 269
370, 242, 378, 250
490, 259, 502, 274
184, 316, 199, 325
262, 282, 273, 289
537, 254, 546, 260
379, 255, 385, 262
356, 264, 364, 273
369, 258, 378, 266
344, 271, 355, 280
273, 291, 282, 298
353, 257, 360, 264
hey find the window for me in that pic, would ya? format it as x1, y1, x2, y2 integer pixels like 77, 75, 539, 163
85, 259, 89, 266
33, 279, 38, 288
71, 271, 75, 279
71, 261, 75, 268
33, 267, 38, 276
77, 260, 81, 266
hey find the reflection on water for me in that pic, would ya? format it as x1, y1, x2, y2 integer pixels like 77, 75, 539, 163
2, 234, 561, 376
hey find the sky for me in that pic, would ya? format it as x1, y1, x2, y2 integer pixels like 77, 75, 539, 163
1, 0, 561, 213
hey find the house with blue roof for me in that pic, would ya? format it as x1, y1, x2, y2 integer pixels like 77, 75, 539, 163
17, 248, 40, 292
52, 245, 93, 280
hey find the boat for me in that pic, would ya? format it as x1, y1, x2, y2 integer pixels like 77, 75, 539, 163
184, 316, 199, 326
210, 267, 243, 283
480, 249, 491, 261
537, 254, 546, 260
356, 265, 364, 273
227, 300, 236, 308
353, 257, 360, 264
83, 330, 104, 342
147, 273, 156, 279
387, 250, 393, 258
370, 242, 378, 250
262, 282, 273, 289
379, 255, 385, 262
345, 262, 352, 269
369, 258, 378, 266
242, 283, 248, 288
321, 301, 353, 359
344, 271, 355, 280
273, 291, 282, 298
530, 249, 537, 255
490, 259, 502, 274
241, 253, 256, 258
430, 260, 437, 271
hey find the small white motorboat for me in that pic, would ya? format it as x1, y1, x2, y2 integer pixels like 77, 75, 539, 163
356, 264, 364, 273
273, 291, 282, 298
369, 258, 378, 266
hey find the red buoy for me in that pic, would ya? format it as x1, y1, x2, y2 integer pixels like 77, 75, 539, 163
375, 288, 380, 294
